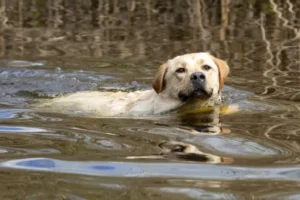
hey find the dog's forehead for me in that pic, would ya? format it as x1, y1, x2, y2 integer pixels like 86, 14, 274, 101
170, 53, 215, 66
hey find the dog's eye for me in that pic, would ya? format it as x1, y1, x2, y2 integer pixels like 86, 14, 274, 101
202, 65, 211, 70
176, 68, 186, 73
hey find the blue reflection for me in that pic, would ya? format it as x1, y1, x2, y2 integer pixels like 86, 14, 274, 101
17, 158, 55, 169
0, 109, 28, 119
0, 110, 16, 118
0, 126, 25, 131
91, 165, 115, 170
0, 126, 47, 133
2, 157, 300, 181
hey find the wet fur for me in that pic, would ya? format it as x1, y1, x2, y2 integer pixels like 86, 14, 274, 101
40, 52, 229, 116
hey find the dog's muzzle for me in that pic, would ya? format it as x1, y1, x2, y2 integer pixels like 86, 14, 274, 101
178, 72, 212, 102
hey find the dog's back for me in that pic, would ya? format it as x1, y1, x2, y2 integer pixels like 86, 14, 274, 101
39, 90, 155, 116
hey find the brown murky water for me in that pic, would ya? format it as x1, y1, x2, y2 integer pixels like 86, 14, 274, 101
0, 1, 300, 199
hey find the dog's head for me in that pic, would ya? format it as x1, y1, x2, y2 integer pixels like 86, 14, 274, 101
152, 52, 229, 102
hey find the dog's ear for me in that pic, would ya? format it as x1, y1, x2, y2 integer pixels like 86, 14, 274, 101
211, 56, 230, 92
152, 63, 168, 94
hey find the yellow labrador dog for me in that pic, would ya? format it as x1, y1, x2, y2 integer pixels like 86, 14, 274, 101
41, 52, 229, 116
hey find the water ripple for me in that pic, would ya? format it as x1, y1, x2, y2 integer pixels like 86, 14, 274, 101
0, 126, 48, 133
0, 68, 113, 104
0, 109, 31, 119
0, 147, 59, 156
6, 60, 44, 67
0, 126, 61, 137
158, 187, 245, 200
126, 125, 291, 158
196, 136, 290, 157
3, 158, 300, 181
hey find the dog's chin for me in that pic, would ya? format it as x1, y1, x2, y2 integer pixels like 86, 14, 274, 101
178, 89, 212, 102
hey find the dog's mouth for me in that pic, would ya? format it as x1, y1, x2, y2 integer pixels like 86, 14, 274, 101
178, 88, 212, 102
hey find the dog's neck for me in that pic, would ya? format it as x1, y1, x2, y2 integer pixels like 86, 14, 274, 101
127, 89, 183, 116
128, 89, 222, 116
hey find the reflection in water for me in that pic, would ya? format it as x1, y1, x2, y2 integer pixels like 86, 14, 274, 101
0, 109, 30, 118
157, 141, 232, 164
0, 67, 113, 105
1, 0, 300, 103
3, 157, 300, 182
143, 123, 290, 159
202, 136, 286, 156
126, 108, 233, 163
0, 126, 48, 133
260, 191, 300, 200
3, 60, 44, 67
127, 140, 231, 164
158, 187, 243, 200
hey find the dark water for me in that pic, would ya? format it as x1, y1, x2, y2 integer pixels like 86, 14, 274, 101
0, 1, 300, 199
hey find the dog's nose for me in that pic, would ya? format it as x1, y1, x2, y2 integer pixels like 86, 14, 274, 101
190, 72, 206, 82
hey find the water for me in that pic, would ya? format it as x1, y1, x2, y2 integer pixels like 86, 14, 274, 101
0, 0, 300, 199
